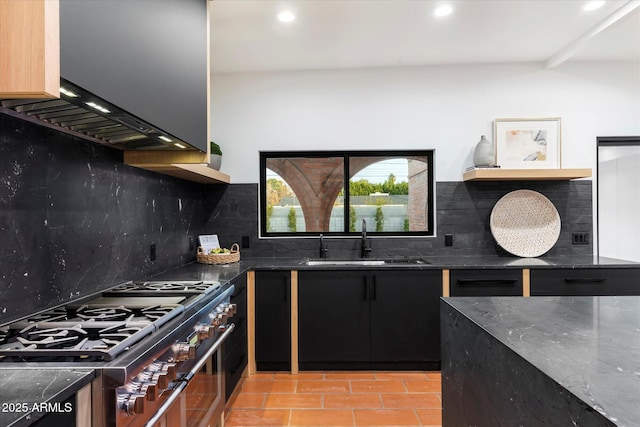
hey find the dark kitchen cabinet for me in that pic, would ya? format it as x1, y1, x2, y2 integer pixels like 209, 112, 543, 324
530, 268, 640, 296
450, 269, 523, 296
298, 271, 370, 365
225, 273, 247, 399
298, 269, 441, 370
255, 271, 291, 371
370, 270, 441, 364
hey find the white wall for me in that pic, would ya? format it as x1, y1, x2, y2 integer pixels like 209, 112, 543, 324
211, 61, 639, 183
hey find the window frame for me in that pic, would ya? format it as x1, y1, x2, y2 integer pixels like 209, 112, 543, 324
259, 150, 435, 237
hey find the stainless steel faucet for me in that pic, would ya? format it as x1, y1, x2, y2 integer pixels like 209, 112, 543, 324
319, 234, 329, 258
361, 219, 372, 258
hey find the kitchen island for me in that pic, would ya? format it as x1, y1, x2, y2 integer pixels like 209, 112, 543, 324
440, 296, 640, 427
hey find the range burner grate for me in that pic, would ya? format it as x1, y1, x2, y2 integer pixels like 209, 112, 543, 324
24, 308, 69, 323
0, 298, 185, 361
0, 321, 155, 361
0, 280, 226, 363
75, 304, 179, 322
108, 281, 221, 295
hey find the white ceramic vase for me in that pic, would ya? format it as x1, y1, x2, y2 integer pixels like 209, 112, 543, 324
473, 135, 495, 167
210, 154, 222, 171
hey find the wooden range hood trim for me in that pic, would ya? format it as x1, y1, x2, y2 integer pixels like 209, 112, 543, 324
123, 150, 231, 184
0, 0, 60, 98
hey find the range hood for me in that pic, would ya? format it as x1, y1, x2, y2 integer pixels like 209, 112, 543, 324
0, 0, 225, 186
0, 79, 195, 151
0, 0, 209, 154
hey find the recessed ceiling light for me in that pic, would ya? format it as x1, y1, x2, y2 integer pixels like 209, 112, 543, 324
174, 143, 186, 149
278, 10, 295, 23
159, 135, 173, 143
584, 1, 605, 12
434, 5, 453, 18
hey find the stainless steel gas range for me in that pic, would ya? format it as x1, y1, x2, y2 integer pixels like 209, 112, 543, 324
0, 280, 237, 427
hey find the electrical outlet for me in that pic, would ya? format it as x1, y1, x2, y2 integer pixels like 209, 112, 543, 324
242, 236, 250, 248
150, 243, 156, 260
572, 232, 590, 245
445, 234, 453, 247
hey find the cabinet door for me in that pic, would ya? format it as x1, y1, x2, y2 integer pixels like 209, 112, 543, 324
450, 269, 523, 296
370, 270, 442, 364
255, 271, 291, 370
298, 271, 370, 364
225, 273, 247, 398
531, 268, 640, 296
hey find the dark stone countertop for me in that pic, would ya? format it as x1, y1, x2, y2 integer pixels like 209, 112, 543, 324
442, 296, 640, 427
146, 255, 640, 283
0, 368, 95, 427
1, 256, 635, 426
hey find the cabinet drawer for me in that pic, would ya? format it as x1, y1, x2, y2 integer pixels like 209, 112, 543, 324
225, 330, 248, 400
231, 274, 247, 298
531, 268, 640, 296
225, 314, 246, 352
231, 284, 247, 323
450, 269, 523, 296
227, 275, 247, 350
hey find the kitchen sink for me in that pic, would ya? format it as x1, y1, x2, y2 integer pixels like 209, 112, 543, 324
381, 258, 431, 265
305, 259, 386, 266
304, 258, 429, 266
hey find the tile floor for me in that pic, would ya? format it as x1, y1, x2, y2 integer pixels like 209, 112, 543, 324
225, 371, 442, 427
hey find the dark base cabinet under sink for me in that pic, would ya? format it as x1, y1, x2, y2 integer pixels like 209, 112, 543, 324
298, 269, 441, 370
255, 271, 291, 371
298, 271, 370, 365
449, 269, 523, 297
530, 268, 640, 296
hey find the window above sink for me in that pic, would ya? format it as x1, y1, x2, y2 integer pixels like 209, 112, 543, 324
259, 150, 435, 237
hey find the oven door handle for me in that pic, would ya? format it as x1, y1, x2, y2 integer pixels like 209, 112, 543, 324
144, 323, 236, 427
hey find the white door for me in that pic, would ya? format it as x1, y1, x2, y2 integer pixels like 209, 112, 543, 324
598, 142, 640, 262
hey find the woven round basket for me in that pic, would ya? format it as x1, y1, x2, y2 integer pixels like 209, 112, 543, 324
197, 243, 240, 264
490, 190, 561, 258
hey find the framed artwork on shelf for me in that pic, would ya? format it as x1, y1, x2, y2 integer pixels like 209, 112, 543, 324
494, 117, 561, 169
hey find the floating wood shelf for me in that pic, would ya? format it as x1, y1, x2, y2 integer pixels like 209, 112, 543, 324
144, 163, 230, 184
463, 168, 592, 181
124, 150, 231, 184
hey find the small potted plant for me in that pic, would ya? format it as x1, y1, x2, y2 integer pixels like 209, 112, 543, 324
210, 141, 222, 170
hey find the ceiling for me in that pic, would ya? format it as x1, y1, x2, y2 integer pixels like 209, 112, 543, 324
210, 0, 640, 74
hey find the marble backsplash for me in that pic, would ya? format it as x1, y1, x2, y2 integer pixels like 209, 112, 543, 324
0, 112, 594, 324
205, 181, 592, 260
0, 114, 207, 324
